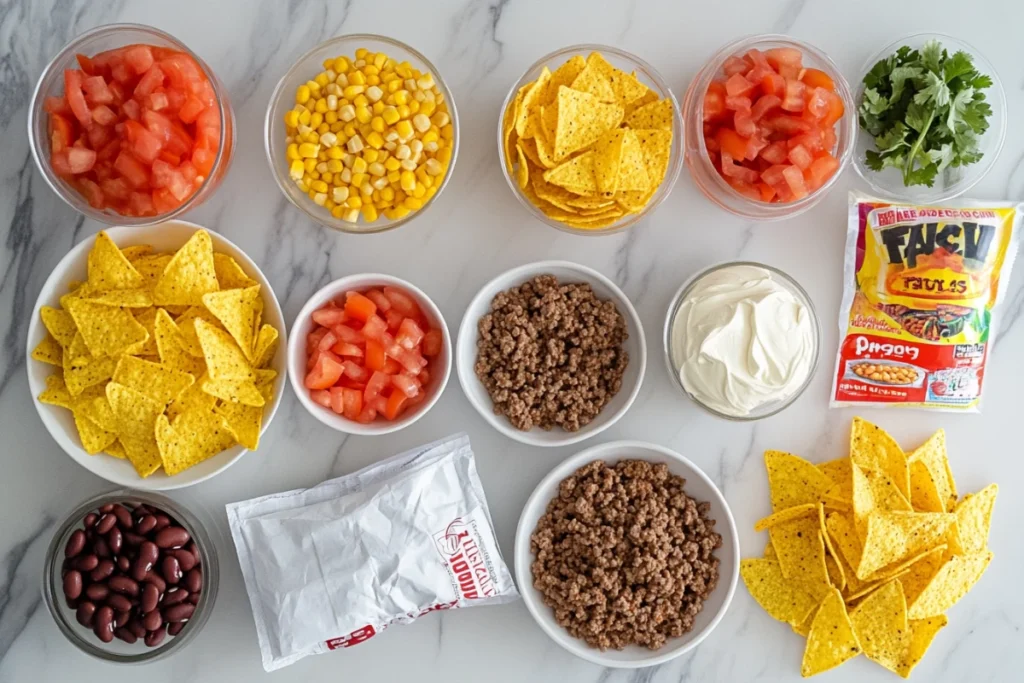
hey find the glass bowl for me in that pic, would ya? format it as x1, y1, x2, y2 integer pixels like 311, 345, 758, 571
265, 34, 459, 234
852, 32, 1006, 203
681, 35, 856, 221
27, 24, 235, 225
42, 490, 219, 663
497, 44, 684, 236
663, 261, 820, 421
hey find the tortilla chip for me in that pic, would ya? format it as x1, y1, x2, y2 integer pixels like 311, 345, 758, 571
540, 54, 586, 105
896, 546, 948, 606
87, 231, 145, 291
76, 396, 119, 434
195, 318, 254, 381
63, 347, 117, 397
625, 98, 674, 131
616, 130, 650, 191
591, 129, 625, 194
852, 463, 912, 536
120, 435, 163, 478
166, 374, 217, 422
764, 450, 833, 512
825, 555, 846, 592
83, 288, 153, 308
105, 382, 163, 441
215, 400, 263, 450
514, 144, 530, 189
768, 513, 830, 596
39, 374, 74, 408
858, 512, 955, 579
953, 484, 996, 554
201, 377, 264, 407
908, 460, 946, 513
849, 579, 909, 672
754, 503, 818, 531
65, 298, 148, 358
202, 285, 261, 361
113, 355, 195, 406
570, 53, 617, 102
607, 68, 649, 105
515, 67, 550, 138
895, 615, 947, 677
801, 587, 861, 677
213, 253, 257, 290
152, 230, 219, 306
907, 429, 957, 511
624, 89, 659, 117
792, 601, 821, 637
740, 558, 821, 626
40, 306, 78, 348
543, 151, 598, 194
127, 307, 159, 357
818, 458, 853, 499
825, 511, 864, 572
906, 551, 992, 619
552, 86, 623, 160
73, 411, 118, 454
156, 409, 235, 475
850, 417, 910, 500
633, 128, 672, 186
132, 254, 172, 286
104, 439, 127, 459
32, 335, 63, 366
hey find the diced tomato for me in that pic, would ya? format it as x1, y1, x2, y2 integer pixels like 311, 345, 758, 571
821, 89, 845, 127
49, 114, 74, 152
123, 45, 155, 74
765, 48, 802, 71
76, 53, 97, 75
383, 287, 421, 318
384, 308, 404, 331
764, 115, 812, 135
703, 80, 727, 121
724, 95, 751, 112
333, 324, 364, 344
781, 164, 808, 199
99, 177, 131, 201
761, 164, 790, 187
781, 80, 806, 112
147, 91, 170, 111
341, 360, 370, 382
64, 70, 92, 125
744, 133, 769, 161
715, 127, 750, 159
734, 109, 756, 137
307, 327, 329, 353
392, 374, 420, 398
127, 191, 154, 215
396, 318, 425, 350
725, 177, 761, 201
364, 371, 391, 402
365, 339, 386, 370
360, 314, 388, 341
90, 105, 117, 126
81, 76, 113, 105
110, 61, 133, 84
745, 49, 771, 70
721, 152, 760, 184
177, 94, 206, 124
159, 53, 203, 91
725, 73, 755, 97
134, 65, 164, 97
422, 329, 443, 357
332, 342, 363, 357
364, 289, 391, 311
788, 129, 824, 153
66, 147, 96, 174
44, 96, 71, 115
723, 56, 750, 76
383, 390, 408, 420
310, 389, 333, 408
191, 147, 216, 176
751, 95, 781, 121
806, 152, 840, 189
355, 406, 377, 423
756, 182, 777, 202
760, 71, 786, 98
114, 151, 149, 188
151, 187, 182, 213
305, 354, 344, 390
787, 144, 814, 170
822, 125, 837, 153
312, 307, 347, 327
316, 329, 339, 353
344, 291, 377, 322
337, 388, 362, 420
800, 67, 835, 92
760, 140, 788, 164
120, 99, 141, 121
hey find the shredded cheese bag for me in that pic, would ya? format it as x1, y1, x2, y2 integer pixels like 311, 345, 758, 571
831, 193, 1021, 412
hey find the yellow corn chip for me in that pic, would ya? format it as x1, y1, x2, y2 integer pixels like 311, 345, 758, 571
113, 355, 195, 406
850, 417, 910, 500
152, 230, 219, 307
213, 253, 257, 290
908, 460, 946, 513
252, 324, 279, 369
195, 318, 254, 381
852, 463, 912, 536
740, 558, 821, 626
849, 579, 909, 672
818, 457, 852, 497
907, 551, 992, 619
32, 335, 63, 366
87, 231, 145, 291
819, 505, 847, 590
83, 288, 153, 308
202, 285, 261, 361
73, 411, 118, 454
215, 400, 263, 450
104, 439, 127, 459
540, 54, 586, 106
40, 306, 78, 347
533, 132, 559, 169
570, 52, 617, 102
607, 68, 649, 106
591, 129, 625, 194
63, 347, 116, 397
616, 130, 649, 191
768, 514, 830, 596
514, 144, 530, 189
132, 254, 172, 286
625, 98, 674, 131
552, 86, 623, 160
76, 396, 119, 433
907, 429, 957, 512
65, 298, 148, 358
858, 512, 955, 579
39, 373, 73, 408
895, 615, 947, 678
120, 435, 163, 478
166, 375, 217, 422
826, 511, 864, 572
754, 503, 817, 532
202, 377, 264, 407
127, 307, 159, 357
105, 382, 163, 441
896, 546, 948, 606
801, 587, 862, 677
119, 245, 152, 260
792, 600, 821, 637
624, 89, 659, 117
953, 484, 996, 554
154, 309, 196, 368
765, 450, 833, 512
634, 128, 673, 186
515, 67, 550, 137
825, 555, 846, 592
156, 409, 236, 476
543, 151, 598, 194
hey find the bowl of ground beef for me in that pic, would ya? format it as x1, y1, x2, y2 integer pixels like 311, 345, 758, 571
515, 441, 739, 668
456, 262, 646, 447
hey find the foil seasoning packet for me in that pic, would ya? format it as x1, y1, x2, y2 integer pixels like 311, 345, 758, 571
226, 433, 519, 671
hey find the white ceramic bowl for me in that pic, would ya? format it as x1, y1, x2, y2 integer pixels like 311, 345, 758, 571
514, 440, 739, 668
288, 274, 451, 435
456, 261, 645, 447
26, 221, 288, 491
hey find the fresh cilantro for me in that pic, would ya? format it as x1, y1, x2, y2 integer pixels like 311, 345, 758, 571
857, 40, 994, 187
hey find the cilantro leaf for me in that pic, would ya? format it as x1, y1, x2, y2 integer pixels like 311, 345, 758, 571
947, 87, 975, 130
905, 101, 934, 133
921, 40, 944, 74
942, 51, 977, 82
889, 65, 922, 102
863, 56, 895, 90
914, 71, 951, 108
970, 73, 993, 89
925, 143, 955, 172
865, 149, 886, 171
861, 87, 890, 116
905, 162, 939, 187
875, 122, 910, 153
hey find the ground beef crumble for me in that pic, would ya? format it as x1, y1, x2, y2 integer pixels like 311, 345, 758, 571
530, 459, 722, 651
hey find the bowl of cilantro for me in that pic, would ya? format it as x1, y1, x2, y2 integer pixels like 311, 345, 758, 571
853, 33, 1005, 202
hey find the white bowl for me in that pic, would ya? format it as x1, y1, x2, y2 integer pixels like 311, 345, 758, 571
287, 274, 451, 435
26, 221, 288, 491
514, 441, 739, 668
456, 261, 645, 447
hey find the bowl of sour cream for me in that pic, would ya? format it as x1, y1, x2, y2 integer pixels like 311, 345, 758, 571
663, 262, 819, 420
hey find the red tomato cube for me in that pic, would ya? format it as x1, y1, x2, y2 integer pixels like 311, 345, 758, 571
396, 318, 425, 350
310, 389, 333, 408
305, 354, 344, 390
787, 144, 814, 170
422, 329, 443, 357
82, 76, 114, 105
382, 287, 421, 319
344, 291, 377, 322
312, 307, 347, 327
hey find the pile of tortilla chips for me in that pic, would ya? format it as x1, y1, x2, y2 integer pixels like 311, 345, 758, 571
741, 417, 996, 678
33, 230, 280, 478
501, 51, 674, 230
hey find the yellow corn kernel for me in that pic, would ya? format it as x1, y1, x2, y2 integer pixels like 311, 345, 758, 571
316, 123, 329, 135
310, 179, 329, 193
333, 56, 350, 73
327, 146, 345, 161
326, 159, 343, 173
387, 78, 402, 94
366, 131, 384, 149
330, 121, 344, 133
303, 158, 318, 173
296, 85, 311, 104
346, 195, 363, 209
325, 111, 338, 124
298, 143, 319, 158
305, 131, 320, 144
393, 90, 409, 106
399, 171, 416, 192
284, 109, 301, 128
370, 116, 386, 133
351, 157, 368, 174
395, 120, 413, 140
343, 85, 365, 100
362, 148, 379, 164
313, 98, 327, 114
322, 58, 335, 70
404, 196, 424, 211
348, 70, 366, 86
381, 106, 400, 126
312, 192, 327, 206
387, 170, 401, 184
441, 124, 454, 140
353, 93, 369, 108
421, 130, 439, 145
354, 105, 371, 124
350, 171, 366, 187
330, 205, 345, 219
357, 203, 376, 222
396, 104, 410, 120
288, 159, 304, 180
306, 80, 321, 94
286, 143, 300, 161
320, 172, 333, 184
383, 157, 401, 172
354, 47, 369, 59
307, 110, 322, 127
437, 147, 452, 165
324, 199, 336, 211
371, 52, 387, 70
419, 100, 436, 118
378, 186, 394, 202
421, 174, 434, 189
412, 183, 427, 199
396, 63, 412, 78
298, 108, 312, 126
343, 122, 358, 137
313, 72, 328, 87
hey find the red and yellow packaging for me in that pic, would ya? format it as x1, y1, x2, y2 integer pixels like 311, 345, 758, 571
831, 193, 1021, 411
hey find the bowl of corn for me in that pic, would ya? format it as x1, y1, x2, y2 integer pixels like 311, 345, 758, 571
264, 34, 459, 234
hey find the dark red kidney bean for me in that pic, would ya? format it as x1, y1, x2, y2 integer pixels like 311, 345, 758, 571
154, 527, 189, 549
83, 513, 98, 528
187, 541, 201, 567
135, 515, 157, 535
62, 570, 83, 600
112, 505, 133, 529
115, 627, 137, 644
65, 530, 87, 558
142, 610, 163, 631
163, 603, 194, 623
153, 514, 171, 532
94, 606, 114, 642
90, 559, 114, 582
73, 554, 98, 572
162, 588, 189, 607
93, 538, 111, 558
95, 513, 117, 535
123, 531, 145, 548
107, 527, 122, 555
144, 626, 166, 648
106, 593, 132, 612
99, 503, 114, 514
85, 583, 109, 601
133, 543, 158, 580
184, 568, 202, 594
127, 618, 146, 638
187, 592, 200, 605
76, 601, 96, 627
141, 583, 160, 613
167, 622, 185, 636
116, 556, 130, 572
143, 572, 166, 593
162, 556, 182, 584
114, 610, 131, 629
108, 576, 139, 596
170, 548, 197, 572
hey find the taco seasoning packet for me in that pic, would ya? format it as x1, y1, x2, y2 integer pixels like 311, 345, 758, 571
831, 193, 1021, 411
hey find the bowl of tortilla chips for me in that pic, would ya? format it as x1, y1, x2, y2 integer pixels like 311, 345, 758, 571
499, 45, 683, 235
26, 221, 287, 490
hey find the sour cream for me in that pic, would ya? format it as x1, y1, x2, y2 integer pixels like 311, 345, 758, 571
670, 264, 815, 417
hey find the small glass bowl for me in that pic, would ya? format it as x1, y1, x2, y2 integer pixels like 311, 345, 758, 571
497, 44, 684, 236
681, 35, 856, 221
265, 34, 459, 234
663, 261, 820, 421
27, 24, 236, 226
42, 490, 219, 663
852, 32, 1006, 203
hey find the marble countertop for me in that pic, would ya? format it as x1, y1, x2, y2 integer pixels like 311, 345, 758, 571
2, 0, 1022, 681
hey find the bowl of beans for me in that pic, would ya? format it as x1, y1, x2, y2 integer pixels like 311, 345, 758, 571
42, 490, 218, 662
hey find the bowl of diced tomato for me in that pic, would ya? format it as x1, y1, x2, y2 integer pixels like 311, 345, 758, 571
28, 23, 235, 224
288, 274, 451, 435
682, 35, 856, 220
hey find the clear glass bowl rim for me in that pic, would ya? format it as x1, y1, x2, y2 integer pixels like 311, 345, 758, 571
263, 33, 460, 235
662, 260, 821, 421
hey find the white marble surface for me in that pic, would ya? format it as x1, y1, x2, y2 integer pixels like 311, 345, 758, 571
1, 1, 1022, 681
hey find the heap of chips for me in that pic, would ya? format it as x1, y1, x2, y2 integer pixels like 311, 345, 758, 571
501, 51, 674, 230
33, 230, 280, 478
741, 418, 997, 678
